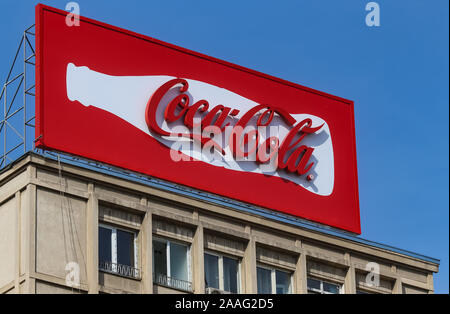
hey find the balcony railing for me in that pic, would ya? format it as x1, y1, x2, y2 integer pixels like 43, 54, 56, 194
99, 261, 141, 280
153, 273, 193, 292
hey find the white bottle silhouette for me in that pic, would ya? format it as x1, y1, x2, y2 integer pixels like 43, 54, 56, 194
67, 63, 171, 135
65, 63, 335, 196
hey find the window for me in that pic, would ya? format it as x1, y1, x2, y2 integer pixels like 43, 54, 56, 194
223, 255, 240, 293
307, 278, 341, 294
204, 254, 219, 289
153, 238, 192, 292
257, 267, 272, 294
98, 224, 139, 278
257, 265, 292, 294
275, 270, 291, 294
204, 252, 240, 293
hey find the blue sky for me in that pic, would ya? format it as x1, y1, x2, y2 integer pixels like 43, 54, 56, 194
0, 0, 448, 293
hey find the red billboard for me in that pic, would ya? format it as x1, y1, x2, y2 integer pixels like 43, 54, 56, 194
35, 4, 361, 233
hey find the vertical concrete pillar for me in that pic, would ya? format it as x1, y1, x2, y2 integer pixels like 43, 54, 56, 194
22, 184, 31, 294
192, 221, 205, 294
294, 240, 307, 294
391, 265, 402, 294
427, 273, 434, 294
393, 278, 403, 294
14, 191, 21, 294
344, 253, 356, 294
141, 197, 153, 294
242, 226, 257, 293
27, 182, 36, 294
86, 184, 99, 294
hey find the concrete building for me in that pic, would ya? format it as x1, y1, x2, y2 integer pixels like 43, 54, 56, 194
0, 152, 439, 294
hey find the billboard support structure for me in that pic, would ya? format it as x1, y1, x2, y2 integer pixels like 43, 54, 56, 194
0, 25, 36, 169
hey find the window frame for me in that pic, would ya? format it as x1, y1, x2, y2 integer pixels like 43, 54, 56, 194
204, 250, 241, 293
256, 264, 293, 294
98, 223, 138, 272
152, 236, 192, 283
307, 277, 343, 294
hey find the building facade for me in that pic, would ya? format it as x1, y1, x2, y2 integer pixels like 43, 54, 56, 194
0, 152, 439, 294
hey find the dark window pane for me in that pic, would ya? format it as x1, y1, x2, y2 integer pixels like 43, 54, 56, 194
307, 278, 321, 290
275, 270, 291, 294
170, 242, 188, 281
323, 282, 340, 294
257, 267, 272, 294
99, 227, 112, 263
223, 256, 239, 293
204, 254, 219, 289
153, 240, 167, 276
117, 229, 134, 267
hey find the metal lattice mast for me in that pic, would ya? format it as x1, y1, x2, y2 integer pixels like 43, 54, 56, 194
0, 25, 35, 169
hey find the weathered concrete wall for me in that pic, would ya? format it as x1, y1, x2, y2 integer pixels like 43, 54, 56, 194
35, 188, 88, 286
0, 154, 441, 294
0, 197, 16, 289
35, 280, 85, 294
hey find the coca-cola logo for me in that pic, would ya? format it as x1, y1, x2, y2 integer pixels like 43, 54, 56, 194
66, 63, 334, 196
146, 78, 324, 180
